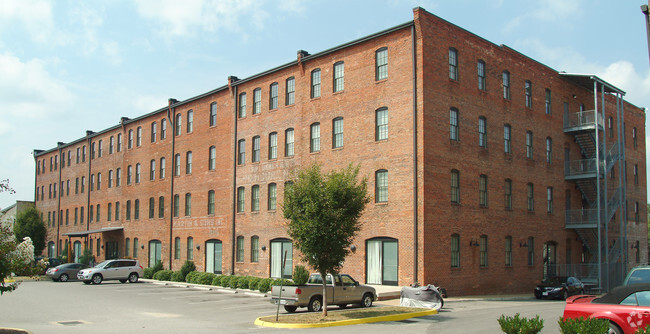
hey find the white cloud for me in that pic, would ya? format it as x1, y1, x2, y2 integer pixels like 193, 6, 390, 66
504, 0, 584, 33
69, 4, 104, 54
0, 0, 55, 43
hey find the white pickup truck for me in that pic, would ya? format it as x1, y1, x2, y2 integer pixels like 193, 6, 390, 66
271, 273, 377, 313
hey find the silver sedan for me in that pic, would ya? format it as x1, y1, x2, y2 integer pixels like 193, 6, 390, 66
46, 263, 90, 282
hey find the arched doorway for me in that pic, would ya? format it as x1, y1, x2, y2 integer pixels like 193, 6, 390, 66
73, 241, 82, 263
148, 240, 162, 267
205, 239, 222, 274
47, 241, 55, 258
366, 237, 398, 285
270, 238, 292, 279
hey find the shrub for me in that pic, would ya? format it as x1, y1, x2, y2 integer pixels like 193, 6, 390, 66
153, 270, 173, 281
184, 271, 197, 283
180, 261, 196, 281
228, 276, 242, 289
237, 276, 252, 289
151, 260, 164, 277
143, 268, 154, 279
197, 272, 216, 285
247, 277, 262, 290
292, 266, 309, 286
498, 313, 544, 334
170, 271, 184, 282
558, 317, 609, 334
220, 275, 231, 288
272, 278, 293, 287
257, 278, 273, 293
211, 275, 223, 286
78, 249, 93, 266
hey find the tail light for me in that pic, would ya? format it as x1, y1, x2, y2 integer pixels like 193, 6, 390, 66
52, 268, 58, 272
295, 288, 302, 295
139, 265, 143, 269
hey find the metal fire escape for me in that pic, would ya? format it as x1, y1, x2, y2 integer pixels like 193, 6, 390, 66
562, 74, 627, 292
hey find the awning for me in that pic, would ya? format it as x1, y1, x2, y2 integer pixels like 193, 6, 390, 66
62, 227, 124, 237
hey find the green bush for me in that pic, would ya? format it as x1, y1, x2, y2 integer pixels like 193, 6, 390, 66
498, 313, 544, 334
144, 268, 154, 279
634, 325, 650, 334
248, 277, 262, 290
220, 275, 231, 288
272, 278, 293, 287
151, 260, 164, 277
558, 317, 609, 334
228, 276, 242, 289
78, 249, 93, 265
197, 272, 216, 285
170, 271, 184, 282
153, 270, 173, 281
180, 261, 196, 281
257, 278, 273, 293
185, 271, 199, 283
292, 266, 309, 286
211, 275, 223, 286
238, 276, 253, 289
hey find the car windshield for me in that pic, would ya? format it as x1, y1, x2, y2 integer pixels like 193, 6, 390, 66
627, 270, 650, 284
541, 277, 567, 285
95, 260, 111, 268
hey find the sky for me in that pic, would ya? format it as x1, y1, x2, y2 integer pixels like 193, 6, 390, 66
0, 0, 649, 209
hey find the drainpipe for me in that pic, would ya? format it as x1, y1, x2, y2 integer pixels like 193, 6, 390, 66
230, 76, 239, 276
86, 131, 93, 239
642, 3, 650, 66
56, 143, 63, 257
411, 24, 419, 284
168, 99, 177, 270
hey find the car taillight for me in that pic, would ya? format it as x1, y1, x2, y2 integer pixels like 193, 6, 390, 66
52, 268, 58, 272
295, 288, 301, 295
139, 265, 143, 269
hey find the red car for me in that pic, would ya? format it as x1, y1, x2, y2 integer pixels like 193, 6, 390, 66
562, 283, 650, 334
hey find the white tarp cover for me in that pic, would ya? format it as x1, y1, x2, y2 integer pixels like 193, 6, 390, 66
399, 285, 443, 310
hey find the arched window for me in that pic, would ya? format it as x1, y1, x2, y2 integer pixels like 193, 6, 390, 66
375, 47, 388, 80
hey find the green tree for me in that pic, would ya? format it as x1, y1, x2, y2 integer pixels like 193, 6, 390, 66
283, 164, 369, 316
14, 207, 46, 256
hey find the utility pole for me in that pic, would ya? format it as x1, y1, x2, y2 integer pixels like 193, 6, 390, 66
643, 2, 650, 66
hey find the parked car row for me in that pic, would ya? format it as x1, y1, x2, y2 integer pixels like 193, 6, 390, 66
45, 259, 144, 285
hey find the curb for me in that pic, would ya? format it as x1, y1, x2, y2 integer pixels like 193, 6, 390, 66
139, 279, 268, 297
254, 309, 437, 328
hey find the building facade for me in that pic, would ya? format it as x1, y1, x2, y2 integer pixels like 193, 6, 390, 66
33, 8, 647, 295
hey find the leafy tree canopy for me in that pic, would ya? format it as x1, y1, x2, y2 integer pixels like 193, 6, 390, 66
14, 207, 46, 256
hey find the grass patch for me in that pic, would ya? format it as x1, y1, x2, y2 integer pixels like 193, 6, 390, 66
259, 306, 429, 324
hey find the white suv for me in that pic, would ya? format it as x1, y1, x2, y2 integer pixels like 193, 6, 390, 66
78, 259, 144, 285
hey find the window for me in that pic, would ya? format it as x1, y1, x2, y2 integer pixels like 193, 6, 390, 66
76, 148, 80, 163
286, 77, 295, 105
268, 183, 277, 210
545, 89, 551, 114
81, 176, 85, 193
209, 102, 217, 126
526, 131, 533, 159
635, 202, 640, 223
82, 146, 87, 162
268, 132, 277, 159
332, 117, 343, 148
251, 236, 259, 262
149, 197, 155, 219
251, 185, 260, 212
187, 110, 193, 133
310, 123, 320, 152
158, 196, 164, 218
525, 80, 532, 108
109, 136, 114, 154
128, 129, 133, 149
479, 174, 488, 207
451, 169, 460, 203
253, 88, 261, 115
173, 194, 179, 217
115, 201, 120, 220
96, 204, 100, 222
475, 60, 487, 91
98, 140, 103, 157
478, 116, 487, 148
136, 126, 142, 146
451, 234, 460, 268
97, 173, 101, 190
90, 174, 95, 191
269, 83, 278, 110
633, 127, 637, 147
375, 107, 388, 141
186, 151, 192, 174
133, 238, 138, 258
151, 122, 157, 143
527, 183, 534, 212
252, 136, 260, 163
184, 193, 191, 216
108, 203, 112, 221
311, 69, 321, 98
504, 179, 512, 209
91, 143, 95, 159
527, 237, 534, 265
187, 237, 194, 260
126, 200, 131, 220
546, 137, 552, 163
479, 235, 488, 267
285, 128, 294, 157
160, 158, 165, 179
238, 93, 246, 118
134, 199, 140, 220
236, 236, 244, 262
209, 146, 216, 170
175, 237, 181, 260
375, 170, 388, 203
634, 164, 639, 185
450, 108, 459, 141
150, 159, 156, 180
547, 187, 553, 213
502, 71, 510, 100
237, 187, 245, 213
504, 124, 512, 153
174, 154, 181, 176
97, 238, 101, 257
161, 119, 167, 139
116, 168, 121, 186
333, 61, 344, 92
175, 113, 182, 136
125, 238, 130, 257
238, 139, 246, 165
376, 47, 388, 80
208, 190, 215, 215
448, 48, 458, 80
608, 117, 613, 138
505, 236, 513, 267
135, 163, 141, 184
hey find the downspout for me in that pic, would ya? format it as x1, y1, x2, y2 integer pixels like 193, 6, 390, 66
231, 81, 238, 275
86, 133, 93, 254
56, 144, 63, 256
411, 24, 419, 284
168, 100, 176, 270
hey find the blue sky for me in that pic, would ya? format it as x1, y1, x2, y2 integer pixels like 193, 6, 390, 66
0, 0, 648, 209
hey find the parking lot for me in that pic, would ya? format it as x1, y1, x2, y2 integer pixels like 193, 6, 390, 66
0, 280, 566, 333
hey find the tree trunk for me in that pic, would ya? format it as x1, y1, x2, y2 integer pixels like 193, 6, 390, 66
321, 271, 328, 316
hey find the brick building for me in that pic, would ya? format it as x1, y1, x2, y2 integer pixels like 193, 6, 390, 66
33, 8, 646, 295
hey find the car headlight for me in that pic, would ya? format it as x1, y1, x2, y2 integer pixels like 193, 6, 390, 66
552, 288, 562, 292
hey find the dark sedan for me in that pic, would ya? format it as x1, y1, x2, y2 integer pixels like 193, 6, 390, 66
46, 263, 89, 282
534, 276, 584, 300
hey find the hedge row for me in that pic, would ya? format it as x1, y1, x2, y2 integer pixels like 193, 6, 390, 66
156, 270, 294, 293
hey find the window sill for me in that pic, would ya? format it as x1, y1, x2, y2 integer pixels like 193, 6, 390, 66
332, 147, 344, 152
310, 151, 320, 155
375, 78, 388, 84
310, 96, 321, 101
375, 201, 388, 206
333, 90, 345, 95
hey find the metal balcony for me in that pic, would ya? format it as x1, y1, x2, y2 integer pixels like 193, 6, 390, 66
565, 209, 600, 228
563, 110, 604, 133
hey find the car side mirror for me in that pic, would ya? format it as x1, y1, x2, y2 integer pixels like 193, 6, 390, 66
355, 281, 359, 286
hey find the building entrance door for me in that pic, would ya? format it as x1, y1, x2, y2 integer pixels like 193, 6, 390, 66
366, 238, 398, 285
205, 240, 222, 274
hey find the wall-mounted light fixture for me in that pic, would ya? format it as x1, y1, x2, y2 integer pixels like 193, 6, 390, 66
101, 245, 104, 249
350, 245, 357, 252
196, 245, 200, 250
141, 245, 145, 249
261, 245, 267, 251
469, 239, 479, 247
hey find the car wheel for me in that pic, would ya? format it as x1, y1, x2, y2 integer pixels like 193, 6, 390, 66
361, 293, 374, 308
51, 278, 58, 282
59, 274, 69, 282
128, 273, 139, 283
92, 274, 103, 285
119, 279, 127, 283
283, 305, 298, 313
83, 281, 91, 285
562, 290, 568, 300
308, 296, 322, 312
608, 322, 623, 334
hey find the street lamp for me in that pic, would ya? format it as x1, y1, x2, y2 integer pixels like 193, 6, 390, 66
642, 3, 650, 66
